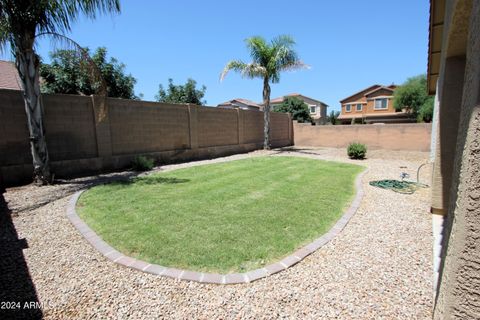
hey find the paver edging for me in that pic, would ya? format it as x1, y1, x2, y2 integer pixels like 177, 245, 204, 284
67, 164, 367, 285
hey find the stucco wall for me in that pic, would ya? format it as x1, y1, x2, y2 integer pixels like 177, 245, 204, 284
293, 122, 432, 151
433, 0, 480, 318
0, 90, 292, 186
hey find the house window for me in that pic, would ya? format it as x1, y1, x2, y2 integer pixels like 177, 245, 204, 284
345, 104, 351, 112
310, 106, 316, 113
374, 98, 388, 110
356, 103, 362, 111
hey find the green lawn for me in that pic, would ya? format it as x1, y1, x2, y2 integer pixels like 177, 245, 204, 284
77, 156, 363, 273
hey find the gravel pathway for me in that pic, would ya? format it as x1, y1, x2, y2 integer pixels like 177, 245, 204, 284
2, 147, 433, 319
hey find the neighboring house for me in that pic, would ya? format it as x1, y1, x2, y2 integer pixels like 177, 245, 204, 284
338, 84, 412, 124
217, 98, 261, 111
269, 93, 328, 125
0, 60, 22, 91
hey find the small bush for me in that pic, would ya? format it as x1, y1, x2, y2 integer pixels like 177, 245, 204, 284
131, 155, 154, 171
347, 143, 367, 160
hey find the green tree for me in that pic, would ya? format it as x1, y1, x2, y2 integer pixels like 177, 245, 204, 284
328, 110, 340, 125
221, 35, 308, 149
273, 96, 312, 123
40, 47, 137, 99
155, 78, 206, 105
393, 74, 434, 122
0, 0, 120, 184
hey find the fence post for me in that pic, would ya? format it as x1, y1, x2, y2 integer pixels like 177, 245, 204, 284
237, 108, 245, 145
91, 95, 113, 167
188, 104, 199, 149
288, 113, 293, 145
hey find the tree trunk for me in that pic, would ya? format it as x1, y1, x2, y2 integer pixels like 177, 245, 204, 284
262, 77, 271, 150
15, 47, 51, 185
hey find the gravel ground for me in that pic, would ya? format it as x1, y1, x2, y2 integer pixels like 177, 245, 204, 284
1, 147, 433, 319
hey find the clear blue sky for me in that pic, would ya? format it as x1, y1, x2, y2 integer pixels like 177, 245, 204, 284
2, 0, 430, 111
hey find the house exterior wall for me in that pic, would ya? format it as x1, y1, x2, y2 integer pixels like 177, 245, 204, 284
339, 87, 411, 124
0, 90, 293, 186
271, 95, 328, 125
341, 96, 396, 115
432, 0, 480, 318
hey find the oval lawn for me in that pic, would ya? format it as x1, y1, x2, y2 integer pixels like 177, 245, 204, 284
77, 156, 363, 273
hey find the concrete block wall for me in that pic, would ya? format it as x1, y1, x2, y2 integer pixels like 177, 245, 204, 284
109, 98, 191, 155
0, 90, 31, 166
293, 122, 432, 151
197, 107, 238, 148
0, 89, 293, 186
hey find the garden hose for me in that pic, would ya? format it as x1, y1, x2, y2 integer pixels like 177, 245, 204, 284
369, 162, 429, 194
369, 179, 427, 194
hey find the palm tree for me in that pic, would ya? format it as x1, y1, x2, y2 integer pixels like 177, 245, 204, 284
0, 0, 120, 185
221, 35, 308, 149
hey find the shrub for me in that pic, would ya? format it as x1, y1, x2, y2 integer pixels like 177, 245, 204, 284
347, 143, 367, 160
131, 155, 155, 171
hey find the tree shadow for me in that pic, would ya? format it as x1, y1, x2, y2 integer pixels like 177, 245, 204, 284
108, 176, 190, 186
271, 146, 330, 156
0, 191, 43, 319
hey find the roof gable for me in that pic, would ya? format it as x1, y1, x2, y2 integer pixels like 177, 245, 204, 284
364, 86, 395, 97
269, 93, 328, 106
340, 85, 381, 103
218, 98, 261, 108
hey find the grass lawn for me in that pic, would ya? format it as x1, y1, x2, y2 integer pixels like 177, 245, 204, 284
77, 156, 363, 273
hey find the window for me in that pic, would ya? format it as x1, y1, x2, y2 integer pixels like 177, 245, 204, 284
356, 103, 362, 111
310, 106, 316, 113
345, 104, 351, 112
374, 98, 388, 110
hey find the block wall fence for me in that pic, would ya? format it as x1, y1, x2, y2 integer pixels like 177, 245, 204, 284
0, 89, 292, 186
293, 121, 432, 151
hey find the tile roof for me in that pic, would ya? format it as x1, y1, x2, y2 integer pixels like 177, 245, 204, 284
218, 98, 261, 108
0, 60, 22, 91
340, 84, 397, 103
364, 86, 395, 97
269, 93, 327, 106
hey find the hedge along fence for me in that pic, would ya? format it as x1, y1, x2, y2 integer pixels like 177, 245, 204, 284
293, 121, 432, 151
0, 89, 293, 186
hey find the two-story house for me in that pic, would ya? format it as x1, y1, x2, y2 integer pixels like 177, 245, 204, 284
269, 93, 328, 125
338, 85, 412, 124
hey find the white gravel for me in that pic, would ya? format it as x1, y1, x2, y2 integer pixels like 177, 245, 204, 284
3, 147, 433, 319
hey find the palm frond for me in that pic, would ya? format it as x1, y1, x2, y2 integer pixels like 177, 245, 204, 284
271, 34, 295, 49
220, 60, 266, 81
0, 0, 120, 38
280, 60, 310, 72
245, 36, 271, 65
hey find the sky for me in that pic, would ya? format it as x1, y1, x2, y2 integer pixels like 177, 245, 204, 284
2, 0, 430, 112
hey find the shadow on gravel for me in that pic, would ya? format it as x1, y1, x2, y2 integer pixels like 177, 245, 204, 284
0, 191, 43, 319
9, 172, 139, 214
271, 146, 328, 156
7, 171, 189, 214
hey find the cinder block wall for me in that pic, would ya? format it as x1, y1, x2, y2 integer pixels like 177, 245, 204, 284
0, 90, 292, 186
293, 122, 432, 151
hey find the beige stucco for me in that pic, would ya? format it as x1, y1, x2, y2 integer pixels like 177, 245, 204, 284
430, 0, 480, 318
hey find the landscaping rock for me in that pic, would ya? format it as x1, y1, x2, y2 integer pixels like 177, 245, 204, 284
2, 147, 432, 319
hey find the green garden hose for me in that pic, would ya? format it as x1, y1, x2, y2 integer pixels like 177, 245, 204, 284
369, 179, 428, 194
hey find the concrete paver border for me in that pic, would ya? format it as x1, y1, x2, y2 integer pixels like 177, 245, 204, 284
67, 158, 367, 285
